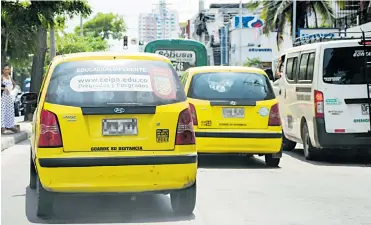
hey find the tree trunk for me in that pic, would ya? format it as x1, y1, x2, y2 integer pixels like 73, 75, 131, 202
49, 27, 56, 59
2, 34, 9, 64
310, 3, 318, 28
30, 26, 47, 94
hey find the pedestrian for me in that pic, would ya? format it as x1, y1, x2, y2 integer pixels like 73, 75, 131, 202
1, 63, 18, 134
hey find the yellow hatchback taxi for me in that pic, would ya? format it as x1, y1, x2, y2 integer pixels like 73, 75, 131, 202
180, 66, 283, 167
25, 52, 197, 217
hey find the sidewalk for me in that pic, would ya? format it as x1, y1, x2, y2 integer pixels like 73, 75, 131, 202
1, 117, 32, 151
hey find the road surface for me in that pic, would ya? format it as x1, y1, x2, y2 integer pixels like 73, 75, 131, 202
2, 140, 371, 225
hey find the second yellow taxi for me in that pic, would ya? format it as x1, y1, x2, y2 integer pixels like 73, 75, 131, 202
180, 66, 283, 167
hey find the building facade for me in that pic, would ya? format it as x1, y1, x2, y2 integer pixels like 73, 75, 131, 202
138, 0, 180, 50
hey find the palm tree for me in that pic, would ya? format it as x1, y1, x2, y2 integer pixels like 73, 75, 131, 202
246, 0, 335, 46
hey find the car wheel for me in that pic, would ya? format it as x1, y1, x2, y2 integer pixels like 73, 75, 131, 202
302, 123, 319, 160
282, 131, 296, 151
29, 151, 36, 190
170, 182, 196, 216
36, 175, 54, 218
265, 154, 280, 167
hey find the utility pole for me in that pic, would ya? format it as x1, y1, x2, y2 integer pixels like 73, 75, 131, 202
80, 14, 83, 36
292, 0, 297, 44
239, 0, 243, 66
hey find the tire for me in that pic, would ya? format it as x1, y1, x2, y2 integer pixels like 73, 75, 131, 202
29, 152, 36, 190
302, 123, 319, 160
36, 175, 54, 218
170, 182, 196, 216
265, 154, 280, 167
282, 132, 296, 151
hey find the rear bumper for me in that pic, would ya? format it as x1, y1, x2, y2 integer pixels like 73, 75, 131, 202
36, 154, 197, 193
195, 131, 282, 154
313, 118, 371, 149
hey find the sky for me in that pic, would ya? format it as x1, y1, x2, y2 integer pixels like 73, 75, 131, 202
66, 0, 243, 51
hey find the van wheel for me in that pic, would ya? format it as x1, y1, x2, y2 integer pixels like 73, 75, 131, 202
29, 152, 36, 189
36, 175, 54, 218
170, 182, 196, 216
282, 132, 296, 151
265, 155, 280, 167
302, 123, 319, 160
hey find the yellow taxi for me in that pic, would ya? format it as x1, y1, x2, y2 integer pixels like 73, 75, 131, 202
180, 66, 283, 167
25, 52, 197, 217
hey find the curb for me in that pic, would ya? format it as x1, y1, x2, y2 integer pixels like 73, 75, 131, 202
1, 130, 31, 151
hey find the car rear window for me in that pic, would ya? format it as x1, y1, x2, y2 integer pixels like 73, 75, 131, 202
45, 59, 186, 107
323, 46, 371, 85
187, 72, 275, 101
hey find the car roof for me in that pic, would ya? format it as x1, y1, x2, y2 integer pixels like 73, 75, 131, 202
188, 66, 266, 75
284, 39, 362, 54
52, 52, 171, 64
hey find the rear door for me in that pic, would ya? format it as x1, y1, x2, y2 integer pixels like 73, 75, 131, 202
187, 71, 276, 130
321, 44, 371, 133
43, 59, 187, 152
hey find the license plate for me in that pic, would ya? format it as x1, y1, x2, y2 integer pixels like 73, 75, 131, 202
102, 119, 138, 136
222, 108, 244, 118
361, 104, 370, 115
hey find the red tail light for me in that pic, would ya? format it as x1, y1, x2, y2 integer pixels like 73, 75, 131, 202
38, 109, 62, 147
268, 103, 281, 126
314, 90, 324, 118
175, 108, 196, 145
188, 103, 198, 125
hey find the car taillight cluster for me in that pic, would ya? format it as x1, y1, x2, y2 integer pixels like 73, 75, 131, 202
268, 103, 281, 126
175, 107, 196, 145
38, 109, 63, 147
188, 103, 198, 125
314, 90, 324, 118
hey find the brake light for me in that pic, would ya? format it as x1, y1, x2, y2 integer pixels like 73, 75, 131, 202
314, 90, 324, 118
38, 109, 62, 147
188, 103, 198, 125
268, 103, 281, 126
175, 108, 196, 145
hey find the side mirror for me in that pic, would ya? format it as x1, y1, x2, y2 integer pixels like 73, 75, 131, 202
20, 92, 37, 105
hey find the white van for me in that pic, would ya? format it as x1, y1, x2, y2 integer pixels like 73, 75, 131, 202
276, 38, 371, 160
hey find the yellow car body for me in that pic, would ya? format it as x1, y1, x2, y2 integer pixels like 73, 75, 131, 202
28, 52, 197, 217
180, 66, 282, 166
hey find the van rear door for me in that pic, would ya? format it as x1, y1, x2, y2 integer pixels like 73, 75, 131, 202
321, 45, 371, 133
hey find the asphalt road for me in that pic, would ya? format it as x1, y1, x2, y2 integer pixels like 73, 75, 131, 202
2, 140, 371, 225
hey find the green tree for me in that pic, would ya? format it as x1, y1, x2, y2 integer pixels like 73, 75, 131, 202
243, 57, 263, 69
2, 1, 93, 94
247, 1, 335, 46
27, 1, 92, 93
75, 12, 126, 40
1, 1, 38, 67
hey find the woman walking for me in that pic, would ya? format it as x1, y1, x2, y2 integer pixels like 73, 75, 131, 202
1, 64, 17, 134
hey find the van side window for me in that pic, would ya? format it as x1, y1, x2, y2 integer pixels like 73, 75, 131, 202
298, 54, 309, 81
306, 53, 315, 81
285, 57, 298, 81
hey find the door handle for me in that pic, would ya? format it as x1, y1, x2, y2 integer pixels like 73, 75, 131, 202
279, 89, 282, 95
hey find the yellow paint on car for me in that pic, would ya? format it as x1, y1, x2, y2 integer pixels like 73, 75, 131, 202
182, 66, 282, 155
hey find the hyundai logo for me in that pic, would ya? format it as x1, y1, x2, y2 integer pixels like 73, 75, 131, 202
230, 101, 237, 106
114, 108, 125, 114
